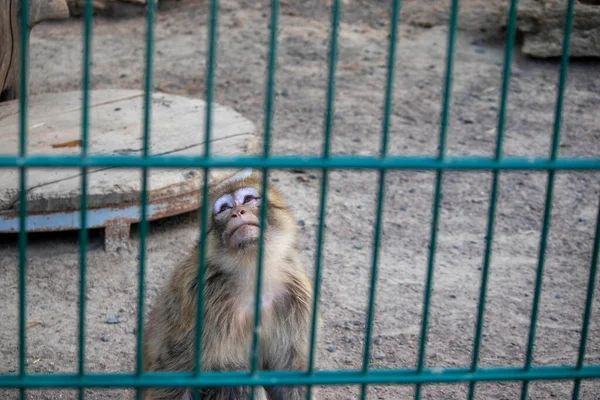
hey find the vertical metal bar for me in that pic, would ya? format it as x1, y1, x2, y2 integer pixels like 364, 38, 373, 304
193, 0, 219, 390
135, 0, 156, 398
520, 1, 574, 399
248, 1, 279, 398
359, 171, 386, 400
467, 0, 518, 398
322, 0, 341, 146
248, 170, 269, 400
193, 1, 219, 398
78, 0, 93, 397
414, 0, 458, 398
358, 0, 400, 399
305, 172, 328, 400
17, 148, 27, 400
572, 197, 600, 399
18, 0, 29, 397
305, 1, 341, 399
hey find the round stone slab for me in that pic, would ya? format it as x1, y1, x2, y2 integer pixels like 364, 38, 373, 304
0, 89, 258, 251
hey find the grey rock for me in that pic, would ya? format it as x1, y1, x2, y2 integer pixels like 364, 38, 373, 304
517, 0, 600, 58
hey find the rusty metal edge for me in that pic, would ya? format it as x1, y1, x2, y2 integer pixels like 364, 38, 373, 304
0, 188, 201, 233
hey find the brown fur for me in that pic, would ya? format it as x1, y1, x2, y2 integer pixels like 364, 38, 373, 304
142, 170, 316, 400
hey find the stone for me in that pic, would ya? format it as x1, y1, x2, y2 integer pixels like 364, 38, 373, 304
106, 316, 121, 324
516, 0, 600, 58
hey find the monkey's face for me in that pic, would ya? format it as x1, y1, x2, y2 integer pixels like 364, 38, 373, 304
208, 169, 296, 258
212, 187, 263, 250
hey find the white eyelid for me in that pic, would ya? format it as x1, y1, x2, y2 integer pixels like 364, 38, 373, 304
234, 187, 260, 204
213, 194, 234, 214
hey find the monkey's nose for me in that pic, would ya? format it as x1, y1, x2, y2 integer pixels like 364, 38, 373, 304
231, 209, 246, 218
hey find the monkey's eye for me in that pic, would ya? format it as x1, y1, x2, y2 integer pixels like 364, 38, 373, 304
243, 195, 257, 204
234, 187, 260, 205
213, 194, 234, 216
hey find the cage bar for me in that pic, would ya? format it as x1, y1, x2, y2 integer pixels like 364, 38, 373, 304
193, 1, 220, 392
77, 0, 93, 398
1, 366, 600, 389
467, 0, 519, 398
306, 172, 328, 400
135, 1, 157, 399
414, 0, 459, 398
358, 0, 400, 399
305, 1, 341, 399
4, 154, 600, 171
17, 0, 30, 398
572, 196, 600, 399
248, 1, 280, 399
520, 0, 575, 398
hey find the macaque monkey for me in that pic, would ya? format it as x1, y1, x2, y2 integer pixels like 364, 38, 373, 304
143, 169, 315, 400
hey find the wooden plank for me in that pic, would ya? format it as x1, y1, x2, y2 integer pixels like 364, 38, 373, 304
0, 89, 258, 212
19, 135, 256, 212
0, 89, 254, 155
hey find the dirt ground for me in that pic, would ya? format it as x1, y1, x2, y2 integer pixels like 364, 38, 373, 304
1, 0, 600, 398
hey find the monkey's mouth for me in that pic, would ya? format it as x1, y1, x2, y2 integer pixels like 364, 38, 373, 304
229, 222, 260, 238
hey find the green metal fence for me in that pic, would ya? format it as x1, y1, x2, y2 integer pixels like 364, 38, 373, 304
1, 0, 600, 398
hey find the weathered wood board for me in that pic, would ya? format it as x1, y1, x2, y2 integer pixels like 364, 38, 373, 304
0, 89, 258, 211
0, 89, 258, 250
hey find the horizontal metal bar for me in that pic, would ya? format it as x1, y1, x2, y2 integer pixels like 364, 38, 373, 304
0, 366, 599, 389
0, 155, 600, 171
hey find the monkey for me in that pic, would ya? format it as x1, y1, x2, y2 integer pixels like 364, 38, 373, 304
142, 168, 316, 400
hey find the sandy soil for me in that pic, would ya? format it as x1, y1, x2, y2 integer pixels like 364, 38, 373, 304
1, 0, 600, 398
